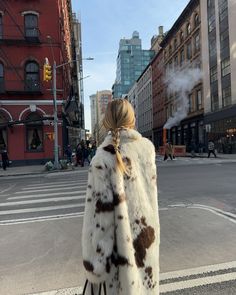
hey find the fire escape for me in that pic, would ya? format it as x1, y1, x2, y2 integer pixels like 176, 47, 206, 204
0, 0, 42, 95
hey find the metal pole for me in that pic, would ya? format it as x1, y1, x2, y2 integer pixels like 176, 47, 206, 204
53, 60, 59, 169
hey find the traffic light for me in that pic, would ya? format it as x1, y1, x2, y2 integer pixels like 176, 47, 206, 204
43, 63, 52, 82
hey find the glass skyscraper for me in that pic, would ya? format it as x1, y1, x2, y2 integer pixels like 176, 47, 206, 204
112, 31, 154, 98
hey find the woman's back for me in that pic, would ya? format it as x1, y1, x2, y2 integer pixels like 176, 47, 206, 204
82, 129, 159, 294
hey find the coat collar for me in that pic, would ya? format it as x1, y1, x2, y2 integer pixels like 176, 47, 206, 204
104, 128, 142, 145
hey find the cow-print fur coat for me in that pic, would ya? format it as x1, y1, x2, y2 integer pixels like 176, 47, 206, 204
82, 128, 160, 294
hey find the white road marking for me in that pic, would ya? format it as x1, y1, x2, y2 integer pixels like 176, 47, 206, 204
0, 212, 84, 225
28, 286, 83, 295
23, 181, 87, 190
0, 195, 86, 207
8, 190, 86, 200
0, 203, 85, 216
15, 185, 87, 194
160, 271, 236, 293
160, 260, 236, 280
0, 183, 16, 194
27, 180, 87, 187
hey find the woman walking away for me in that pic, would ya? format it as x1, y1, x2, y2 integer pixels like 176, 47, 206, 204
82, 99, 160, 295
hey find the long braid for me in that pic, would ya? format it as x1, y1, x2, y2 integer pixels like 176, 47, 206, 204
111, 128, 128, 175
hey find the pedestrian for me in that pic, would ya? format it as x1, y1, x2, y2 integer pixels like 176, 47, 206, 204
82, 144, 91, 166
1, 144, 9, 171
82, 99, 160, 295
90, 142, 97, 159
164, 141, 173, 161
76, 144, 83, 166
65, 144, 72, 163
190, 140, 196, 158
207, 140, 217, 158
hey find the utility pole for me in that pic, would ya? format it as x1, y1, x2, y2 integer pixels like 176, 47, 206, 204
53, 60, 59, 169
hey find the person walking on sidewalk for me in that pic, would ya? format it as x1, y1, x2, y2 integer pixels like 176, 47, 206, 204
164, 141, 174, 161
1, 145, 9, 171
82, 99, 160, 295
208, 140, 217, 158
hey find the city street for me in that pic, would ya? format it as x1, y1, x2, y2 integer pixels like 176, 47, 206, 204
0, 158, 235, 294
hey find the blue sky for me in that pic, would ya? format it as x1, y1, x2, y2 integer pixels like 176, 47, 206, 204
71, 0, 190, 131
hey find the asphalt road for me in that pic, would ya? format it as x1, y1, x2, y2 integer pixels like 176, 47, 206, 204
0, 159, 235, 294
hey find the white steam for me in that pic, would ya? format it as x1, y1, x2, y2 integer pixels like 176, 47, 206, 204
164, 67, 202, 129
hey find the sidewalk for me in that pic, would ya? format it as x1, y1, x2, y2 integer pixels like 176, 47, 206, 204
0, 164, 86, 177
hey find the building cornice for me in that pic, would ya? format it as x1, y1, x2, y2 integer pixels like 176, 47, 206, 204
0, 100, 64, 105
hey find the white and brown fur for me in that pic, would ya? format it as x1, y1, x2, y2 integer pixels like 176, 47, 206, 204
82, 129, 160, 294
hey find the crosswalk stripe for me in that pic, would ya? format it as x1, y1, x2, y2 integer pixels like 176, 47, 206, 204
0, 203, 85, 216
15, 185, 87, 194
160, 272, 236, 293
23, 182, 87, 190
27, 180, 87, 187
0, 195, 86, 207
160, 261, 236, 280
8, 190, 87, 200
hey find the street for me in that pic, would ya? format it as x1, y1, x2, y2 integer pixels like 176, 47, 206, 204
0, 159, 236, 294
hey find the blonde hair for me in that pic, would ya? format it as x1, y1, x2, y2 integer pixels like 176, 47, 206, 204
103, 99, 135, 174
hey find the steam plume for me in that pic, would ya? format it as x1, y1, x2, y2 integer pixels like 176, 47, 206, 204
164, 67, 202, 129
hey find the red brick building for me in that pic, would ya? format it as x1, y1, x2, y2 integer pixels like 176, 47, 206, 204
0, 0, 73, 165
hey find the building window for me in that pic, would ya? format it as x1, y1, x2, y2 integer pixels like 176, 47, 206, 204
0, 63, 4, 93
25, 61, 40, 91
0, 15, 3, 39
189, 93, 194, 113
221, 57, 230, 77
186, 23, 191, 36
220, 29, 229, 50
169, 45, 172, 55
208, 14, 216, 32
222, 86, 231, 107
194, 34, 200, 53
210, 66, 217, 83
196, 89, 202, 110
174, 39, 178, 50
187, 42, 192, 60
174, 55, 178, 68
194, 14, 200, 27
26, 112, 43, 152
211, 93, 219, 111
180, 31, 184, 43
180, 49, 185, 66
24, 14, 39, 38
218, 0, 228, 22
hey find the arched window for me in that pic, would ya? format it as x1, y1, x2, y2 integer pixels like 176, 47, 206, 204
25, 61, 40, 91
194, 14, 200, 27
174, 38, 178, 50
186, 23, 191, 36
25, 112, 43, 151
180, 31, 184, 42
0, 63, 4, 93
24, 14, 38, 37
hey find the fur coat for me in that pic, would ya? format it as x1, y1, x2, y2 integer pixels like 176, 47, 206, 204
82, 129, 160, 294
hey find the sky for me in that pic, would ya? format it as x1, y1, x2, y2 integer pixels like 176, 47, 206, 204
71, 0, 190, 131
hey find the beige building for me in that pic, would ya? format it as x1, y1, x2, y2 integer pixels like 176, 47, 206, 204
200, 0, 236, 153
91, 90, 112, 144
127, 82, 138, 128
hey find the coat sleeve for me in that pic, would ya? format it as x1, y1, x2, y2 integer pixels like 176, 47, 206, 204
82, 158, 115, 284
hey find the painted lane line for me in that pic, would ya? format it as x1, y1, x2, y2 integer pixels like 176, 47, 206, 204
15, 185, 87, 194
27, 180, 87, 187
28, 286, 83, 295
0, 203, 85, 216
8, 190, 87, 200
160, 261, 236, 281
0, 212, 84, 226
0, 183, 16, 194
0, 195, 86, 207
23, 182, 87, 190
160, 271, 236, 293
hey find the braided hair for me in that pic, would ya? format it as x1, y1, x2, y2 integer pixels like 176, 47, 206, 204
103, 99, 135, 174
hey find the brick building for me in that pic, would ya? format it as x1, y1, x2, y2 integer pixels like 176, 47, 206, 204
0, 0, 73, 165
